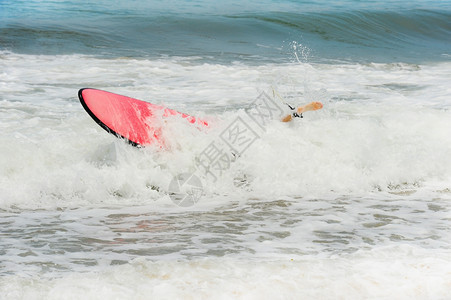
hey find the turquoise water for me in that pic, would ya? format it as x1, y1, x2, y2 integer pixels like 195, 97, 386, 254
1, 0, 450, 62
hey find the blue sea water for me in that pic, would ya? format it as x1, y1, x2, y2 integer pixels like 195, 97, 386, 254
1, 0, 450, 63
1, 1, 451, 299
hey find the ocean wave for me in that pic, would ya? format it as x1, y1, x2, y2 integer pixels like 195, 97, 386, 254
228, 9, 451, 60
1, 7, 450, 62
1, 52, 450, 209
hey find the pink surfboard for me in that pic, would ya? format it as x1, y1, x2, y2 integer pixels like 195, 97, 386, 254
79, 88, 207, 147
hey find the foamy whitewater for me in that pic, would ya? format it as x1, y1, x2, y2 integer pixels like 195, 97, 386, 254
1, 0, 451, 299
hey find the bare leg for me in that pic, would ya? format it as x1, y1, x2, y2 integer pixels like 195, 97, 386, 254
282, 102, 323, 122
297, 101, 323, 114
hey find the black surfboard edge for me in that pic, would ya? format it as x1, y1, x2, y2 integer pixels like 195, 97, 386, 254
78, 88, 141, 147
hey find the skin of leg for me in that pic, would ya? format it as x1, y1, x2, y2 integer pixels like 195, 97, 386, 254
281, 102, 323, 122
297, 102, 323, 114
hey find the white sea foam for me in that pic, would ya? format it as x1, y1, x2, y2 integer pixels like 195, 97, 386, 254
1, 52, 450, 299
1, 52, 450, 209
0, 245, 450, 300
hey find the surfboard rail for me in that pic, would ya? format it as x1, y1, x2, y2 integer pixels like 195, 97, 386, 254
78, 88, 207, 147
